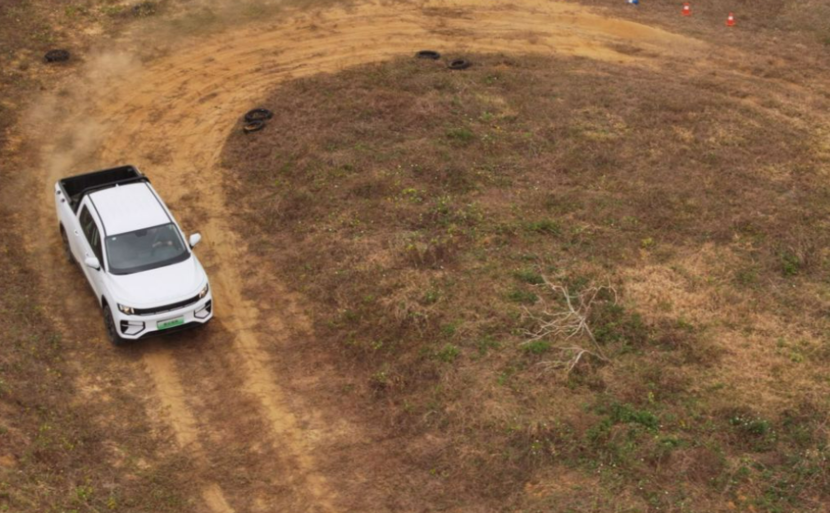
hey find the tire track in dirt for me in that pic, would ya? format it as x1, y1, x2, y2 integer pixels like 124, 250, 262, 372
140, 348, 236, 512
30, 0, 706, 510
142, 347, 234, 513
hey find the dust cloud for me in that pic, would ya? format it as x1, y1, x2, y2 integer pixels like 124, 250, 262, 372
29, 0, 294, 182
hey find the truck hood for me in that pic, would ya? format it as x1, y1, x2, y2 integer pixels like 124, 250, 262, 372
107, 255, 207, 308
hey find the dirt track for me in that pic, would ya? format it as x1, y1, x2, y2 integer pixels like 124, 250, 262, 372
25, 1, 709, 510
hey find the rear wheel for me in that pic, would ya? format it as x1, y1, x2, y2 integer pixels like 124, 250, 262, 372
103, 305, 127, 346
60, 226, 73, 263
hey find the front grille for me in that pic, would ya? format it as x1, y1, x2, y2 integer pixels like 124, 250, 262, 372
139, 321, 200, 339
134, 293, 202, 315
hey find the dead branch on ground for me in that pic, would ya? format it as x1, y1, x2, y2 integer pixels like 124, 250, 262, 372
521, 277, 615, 374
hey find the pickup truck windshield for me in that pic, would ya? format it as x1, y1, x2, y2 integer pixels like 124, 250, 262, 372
106, 223, 189, 275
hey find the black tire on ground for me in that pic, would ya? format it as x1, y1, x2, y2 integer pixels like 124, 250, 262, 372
416, 50, 441, 60
243, 120, 266, 134
448, 59, 471, 70
244, 108, 273, 123
45, 50, 70, 63
103, 305, 127, 346
60, 226, 73, 263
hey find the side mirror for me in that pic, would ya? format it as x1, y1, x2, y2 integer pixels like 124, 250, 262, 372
189, 233, 202, 249
84, 256, 101, 271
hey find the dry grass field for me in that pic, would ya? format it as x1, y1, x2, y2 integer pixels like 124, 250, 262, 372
221, 50, 830, 511
2, 0, 829, 511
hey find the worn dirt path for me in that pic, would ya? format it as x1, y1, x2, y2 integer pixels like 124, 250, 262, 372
24, 0, 708, 510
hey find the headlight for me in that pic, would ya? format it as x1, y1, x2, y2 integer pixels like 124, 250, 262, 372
198, 283, 210, 299
118, 304, 135, 315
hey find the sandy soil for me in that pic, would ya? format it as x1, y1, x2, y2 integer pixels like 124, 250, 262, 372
18, 0, 714, 510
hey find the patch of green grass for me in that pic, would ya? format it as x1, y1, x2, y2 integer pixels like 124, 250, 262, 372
591, 303, 649, 347
497, 366, 517, 386
64, 5, 91, 17
422, 289, 440, 305
446, 127, 475, 144
436, 344, 460, 363
475, 336, 501, 356
781, 252, 801, 277
506, 287, 538, 305
608, 402, 660, 431
735, 266, 759, 286
729, 414, 773, 436
512, 268, 544, 285
728, 413, 778, 452
521, 340, 551, 355
440, 320, 460, 338
525, 219, 561, 235
402, 187, 424, 201
100, 4, 125, 16
370, 369, 390, 388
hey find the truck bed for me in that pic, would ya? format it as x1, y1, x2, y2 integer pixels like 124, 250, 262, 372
58, 165, 147, 212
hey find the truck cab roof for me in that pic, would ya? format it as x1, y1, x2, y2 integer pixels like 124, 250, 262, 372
88, 182, 171, 236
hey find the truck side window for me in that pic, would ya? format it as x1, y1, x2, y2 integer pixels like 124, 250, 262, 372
79, 206, 104, 265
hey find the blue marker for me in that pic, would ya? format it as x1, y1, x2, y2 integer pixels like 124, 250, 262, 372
628, 0, 639, 4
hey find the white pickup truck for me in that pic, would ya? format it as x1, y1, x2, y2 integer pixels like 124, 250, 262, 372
55, 165, 213, 345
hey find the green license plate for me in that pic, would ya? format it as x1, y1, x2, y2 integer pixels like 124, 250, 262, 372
157, 317, 185, 330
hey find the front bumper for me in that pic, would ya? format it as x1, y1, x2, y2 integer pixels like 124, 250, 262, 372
113, 292, 214, 340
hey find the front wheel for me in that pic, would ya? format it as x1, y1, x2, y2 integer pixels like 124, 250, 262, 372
103, 305, 127, 346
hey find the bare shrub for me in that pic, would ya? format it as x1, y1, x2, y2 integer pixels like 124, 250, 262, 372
521, 277, 615, 374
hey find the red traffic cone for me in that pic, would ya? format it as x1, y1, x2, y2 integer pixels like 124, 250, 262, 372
726, 12, 736, 26
682, 3, 691, 16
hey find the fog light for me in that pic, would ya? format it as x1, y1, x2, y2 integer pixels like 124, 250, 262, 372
120, 320, 145, 336
195, 300, 212, 319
